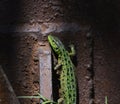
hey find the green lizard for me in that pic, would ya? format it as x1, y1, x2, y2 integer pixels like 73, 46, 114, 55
17, 35, 77, 104
48, 35, 77, 104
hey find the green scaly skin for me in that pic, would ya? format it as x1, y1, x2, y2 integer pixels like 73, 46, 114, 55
48, 35, 77, 104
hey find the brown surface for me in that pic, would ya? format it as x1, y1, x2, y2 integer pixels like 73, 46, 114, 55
4, 34, 40, 104
0, 0, 95, 24
94, 32, 120, 104
0, 0, 120, 104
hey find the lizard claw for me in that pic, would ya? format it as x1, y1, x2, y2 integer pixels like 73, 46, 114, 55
58, 98, 64, 104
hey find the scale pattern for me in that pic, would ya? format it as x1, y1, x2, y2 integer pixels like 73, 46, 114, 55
48, 35, 76, 104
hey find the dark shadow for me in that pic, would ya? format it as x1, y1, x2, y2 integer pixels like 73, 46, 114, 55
0, 0, 22, 25
0, 0, 22, 80
0, 0, 22, 104
93, 1, 120, 33
59, 0, 95, 23
0, 1, 39, 104
59, 0, 120, 32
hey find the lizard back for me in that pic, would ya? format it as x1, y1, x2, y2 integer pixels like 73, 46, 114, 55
48, 35, 77, 104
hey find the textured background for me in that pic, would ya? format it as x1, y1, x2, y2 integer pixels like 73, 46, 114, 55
0, 0, 120, 104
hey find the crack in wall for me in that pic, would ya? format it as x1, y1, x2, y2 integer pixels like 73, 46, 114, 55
86, 30, 95, 104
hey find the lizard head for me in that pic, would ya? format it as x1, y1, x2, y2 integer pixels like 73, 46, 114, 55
48, 35, 63, 54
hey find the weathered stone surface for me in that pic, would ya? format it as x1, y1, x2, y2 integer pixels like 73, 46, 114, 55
39, 42, 53, 100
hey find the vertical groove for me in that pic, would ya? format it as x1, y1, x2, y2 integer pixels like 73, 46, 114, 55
86, 30, 95, 104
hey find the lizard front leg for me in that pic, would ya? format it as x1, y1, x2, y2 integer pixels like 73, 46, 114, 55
68, 44, 76, 56
54, 57, 62, 70
57, 98, 64, 104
